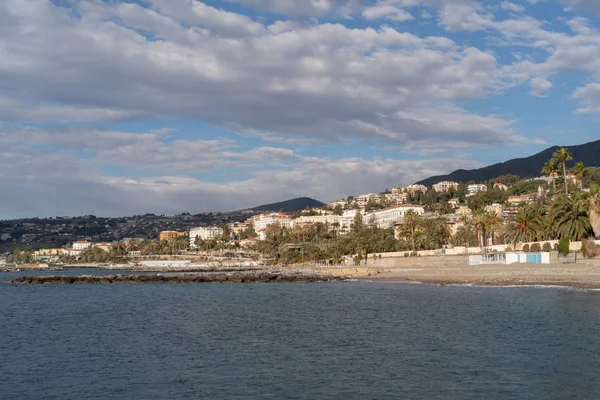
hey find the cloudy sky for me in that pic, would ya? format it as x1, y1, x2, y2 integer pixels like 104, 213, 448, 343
2, 0, 600, 218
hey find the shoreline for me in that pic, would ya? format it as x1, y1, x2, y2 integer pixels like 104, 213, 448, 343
4, 260, 600, 290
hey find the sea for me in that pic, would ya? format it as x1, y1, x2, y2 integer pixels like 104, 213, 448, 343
1, 269, 600, 399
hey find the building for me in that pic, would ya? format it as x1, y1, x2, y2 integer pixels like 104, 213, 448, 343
252, 214, 291, 240
159, 231, 186, 241
0, 233, 10, 241
448, 199, 460, 207
467, 252, 550, 265
72, 240, 92, 250
432, 181, 459, 192
96, 242, 111, 252
290, 214, 341, 229
229, 222, 248, 236
356, 193, 381, 208
507, 193, 537, 205
328, 200, 347, 209
189, 226, 224, 247
467, 184, 487, 197
485, 203, 503, 215
493, 183, 508, 191
339, 209, 361, 233
404, 184, 428, 194
364, 205, 425, 229
386, 191, 409, 205
456, 206, 473, 216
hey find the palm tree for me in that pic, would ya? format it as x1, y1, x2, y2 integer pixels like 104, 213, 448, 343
550, 194, 592, 241
454, 224, 476, 247
552, 148, 573, 195
508, 206, 540, 247
542, 157, 560, 193
570, 161, 586, 191
400, 210, 422, 251
588, 184, 600, 239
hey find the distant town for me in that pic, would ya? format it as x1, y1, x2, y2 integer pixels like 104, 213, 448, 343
2, 148, 600, 266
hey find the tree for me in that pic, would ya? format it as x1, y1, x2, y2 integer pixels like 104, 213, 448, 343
542, 158, 560, 193
570, 162, 586, 191
552, 148, 573, 195
399, 210, 421, 251
508, 206, 540, 246
550, 194, 592, 241
590, 184, 600, 239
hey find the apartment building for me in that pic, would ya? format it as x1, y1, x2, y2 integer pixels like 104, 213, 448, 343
159, 231, 186, 241
432, 181, 459, 192
467, 184, 487, 197
253, 214, 292, 240
72, 240, 92, 250
356, 193, 381, 208
404, 184, 428, 194
290, 214, 340, 229
364, 205, 425, 229
189, 226, 224, 247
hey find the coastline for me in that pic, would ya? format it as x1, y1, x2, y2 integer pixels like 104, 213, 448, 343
5, 259, 600, 290
323, 261, 600, 290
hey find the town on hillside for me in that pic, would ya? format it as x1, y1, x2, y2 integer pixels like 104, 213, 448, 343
3, 149, 600, 266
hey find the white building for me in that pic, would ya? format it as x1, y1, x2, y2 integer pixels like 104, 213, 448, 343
72, 240, 92, 250
364, 205, 425, 229
432, 181, 459, 192
339, 209, 361, 233
290, 214, 341, 229
253, 214, 292, 240
189, 226, 224, 247
467, 184, 487, 197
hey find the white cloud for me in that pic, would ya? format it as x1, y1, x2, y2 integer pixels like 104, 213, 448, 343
0, 141, 483, 217
573, 83, 600, 113
501, 2, 526, 12
529, 77, 553, 97
362, 1, 414, 22
0, 0, 519, 147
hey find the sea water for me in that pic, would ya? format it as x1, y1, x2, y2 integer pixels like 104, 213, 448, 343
1, 270, 599, 399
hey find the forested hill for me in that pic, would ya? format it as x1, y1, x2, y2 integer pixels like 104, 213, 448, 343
251, 197, 326, 213
416, 139, 600, 186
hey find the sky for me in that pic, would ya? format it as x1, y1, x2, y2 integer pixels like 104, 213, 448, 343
2, 0, 600, 218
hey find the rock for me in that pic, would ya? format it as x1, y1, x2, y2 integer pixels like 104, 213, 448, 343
6, 271, 342, 285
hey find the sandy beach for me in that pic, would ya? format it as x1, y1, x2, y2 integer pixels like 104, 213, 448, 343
320, 260, 600, 289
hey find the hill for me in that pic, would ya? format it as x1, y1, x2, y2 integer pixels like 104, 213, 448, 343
251, 197, 326, 213
416, 139, 600, 186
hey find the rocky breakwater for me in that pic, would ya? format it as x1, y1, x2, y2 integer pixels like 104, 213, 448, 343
6, 271, 345, 285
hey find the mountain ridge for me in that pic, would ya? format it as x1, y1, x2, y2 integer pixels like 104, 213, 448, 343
416, 140, 600, 186
250, 197, 326, 213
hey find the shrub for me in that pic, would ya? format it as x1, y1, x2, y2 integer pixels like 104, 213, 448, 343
505, 246, 513, 252
557, 238, 570, 256
542, 242, 552, 252
553, 243, 558, 250
582, 239, 600, 259
410, 251, 417, 257
404, 253, 409, 257
522, 244, 530, 252
530, 243, 541, 252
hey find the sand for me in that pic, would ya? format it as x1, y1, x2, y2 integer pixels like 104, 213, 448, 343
321, 260, 600, 289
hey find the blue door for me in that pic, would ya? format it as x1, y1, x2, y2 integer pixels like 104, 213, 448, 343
526, 254, 541, 263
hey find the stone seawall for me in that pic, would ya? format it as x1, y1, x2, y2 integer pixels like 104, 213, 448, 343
7, 271, 343, 285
